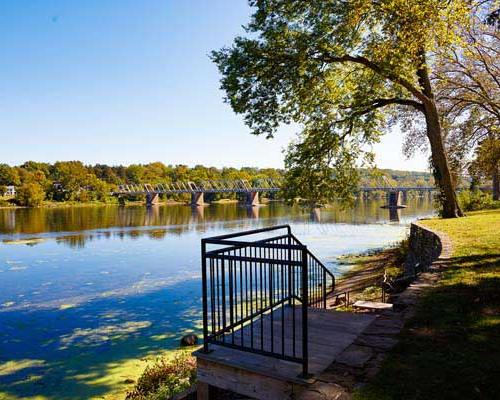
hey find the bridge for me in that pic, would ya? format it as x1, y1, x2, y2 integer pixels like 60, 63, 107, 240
113, 178, 281, 206
112, 179, 437, 207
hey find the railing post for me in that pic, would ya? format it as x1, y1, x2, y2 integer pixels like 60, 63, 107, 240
323, 269, 327, 309
287, 233, 293, 306
301, 247, 309, 378
201, 240, 209, 353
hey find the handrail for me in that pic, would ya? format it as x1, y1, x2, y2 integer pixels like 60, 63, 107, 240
202, 224, 291, 241
290, 233, 335, 287
201, 225, 335, 378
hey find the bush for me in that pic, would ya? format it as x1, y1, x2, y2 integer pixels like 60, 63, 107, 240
458, 190, 500, 212
0, 198, 12, 207
16, 182, 45, 207
126, 352, 196, 400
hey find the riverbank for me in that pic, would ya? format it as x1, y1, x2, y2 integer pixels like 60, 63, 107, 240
335, 245, 406, 295
354, 209, 500, 399
0, 199, 188, 209
0, 198, 270, 209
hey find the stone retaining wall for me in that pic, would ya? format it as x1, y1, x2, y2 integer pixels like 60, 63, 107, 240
404, 221, 453, 276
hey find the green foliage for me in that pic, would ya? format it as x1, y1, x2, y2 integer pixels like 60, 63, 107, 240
283, 129, 360, 207
469, 136, 499, 190
0, 164, 20, 186
212, 0, 473, 210
458, 189, 500, 211
395, 236, 410, 264
126, 352, 196, 400
16, 182, 45, 207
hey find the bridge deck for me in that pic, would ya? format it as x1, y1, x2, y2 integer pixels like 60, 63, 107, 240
112, 179, 438, 196
195, 306, 375, 399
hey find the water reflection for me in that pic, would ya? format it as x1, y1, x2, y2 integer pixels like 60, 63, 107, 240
0, 198, 433, 240
389, 207, 402, 222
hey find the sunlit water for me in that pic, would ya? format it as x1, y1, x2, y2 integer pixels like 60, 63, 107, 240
0, 199, 434, 399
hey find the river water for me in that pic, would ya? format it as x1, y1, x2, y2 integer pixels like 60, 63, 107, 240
0, 199, 434, 399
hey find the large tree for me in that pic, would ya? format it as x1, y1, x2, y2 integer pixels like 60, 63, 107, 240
211, 0, 480, 217
432, 2, 499, 198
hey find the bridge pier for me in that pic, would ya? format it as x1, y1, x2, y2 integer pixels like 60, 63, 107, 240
310, 208, 321, 222
246, 191, 259, 207
191, 192, 205, 207
382, 190, 406, 209
388, 190, 401, 207
146, 193, 160, 207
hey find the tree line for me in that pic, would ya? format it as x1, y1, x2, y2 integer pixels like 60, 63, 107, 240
0, 161, 436, 207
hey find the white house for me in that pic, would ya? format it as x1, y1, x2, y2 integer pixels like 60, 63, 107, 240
4, 186, 16, 196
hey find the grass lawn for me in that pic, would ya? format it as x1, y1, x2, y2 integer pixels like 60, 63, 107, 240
354, 209, 500, 400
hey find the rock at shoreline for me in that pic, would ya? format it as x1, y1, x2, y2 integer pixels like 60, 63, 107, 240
180, 334, 198, 347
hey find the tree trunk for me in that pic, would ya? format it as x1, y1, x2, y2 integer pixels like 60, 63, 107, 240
423, 101, 463, 218
416, 53, 462, 218
493, 163, 499, 201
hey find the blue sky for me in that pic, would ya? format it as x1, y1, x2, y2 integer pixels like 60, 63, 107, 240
0, 0, 428, 171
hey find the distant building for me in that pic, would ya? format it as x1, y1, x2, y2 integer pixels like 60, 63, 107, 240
52, 182, 64, 191
4, 186, 16, 196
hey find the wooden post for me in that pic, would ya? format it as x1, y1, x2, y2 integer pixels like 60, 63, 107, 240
197, 382, 210, 400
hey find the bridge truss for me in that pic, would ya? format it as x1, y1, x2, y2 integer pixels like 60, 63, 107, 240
113, 178, 281, 196
112, 178, 436, 196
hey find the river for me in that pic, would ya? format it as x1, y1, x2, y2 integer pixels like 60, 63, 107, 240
0, 198, 434, 399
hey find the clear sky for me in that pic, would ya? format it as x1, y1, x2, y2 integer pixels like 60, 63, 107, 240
0, 0, 429, 171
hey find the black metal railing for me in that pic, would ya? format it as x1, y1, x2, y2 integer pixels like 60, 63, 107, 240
201, 225, 335, 377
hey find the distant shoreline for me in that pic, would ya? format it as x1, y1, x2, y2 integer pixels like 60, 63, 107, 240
0, 198, 261, 210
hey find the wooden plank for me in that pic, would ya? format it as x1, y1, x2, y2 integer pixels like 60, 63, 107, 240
207, 305, 376, 375
353, 300, 394, 311
196, 382, 209, 400
196, 347, 312, 385
197, 357, 297, 400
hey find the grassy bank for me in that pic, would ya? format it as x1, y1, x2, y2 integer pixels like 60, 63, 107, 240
0, 199, 190, 209
355, 209, 500, 400
0, 197, 263, 209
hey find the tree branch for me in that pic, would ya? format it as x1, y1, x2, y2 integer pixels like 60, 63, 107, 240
336, 97, 424, 124
320, 54, 430, 104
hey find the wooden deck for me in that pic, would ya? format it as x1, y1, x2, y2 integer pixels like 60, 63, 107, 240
195, 306, 376, 399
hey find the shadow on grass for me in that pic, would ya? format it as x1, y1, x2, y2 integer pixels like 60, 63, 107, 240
354, 253, 500, 400
0, 278, 202, 400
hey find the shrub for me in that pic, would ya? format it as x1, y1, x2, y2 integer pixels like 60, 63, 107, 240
0, 198, 12, 207
126, 352, 196, 400
16, 182, 45, 207
395, 236, 410, 264
458, 190, 500, 212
